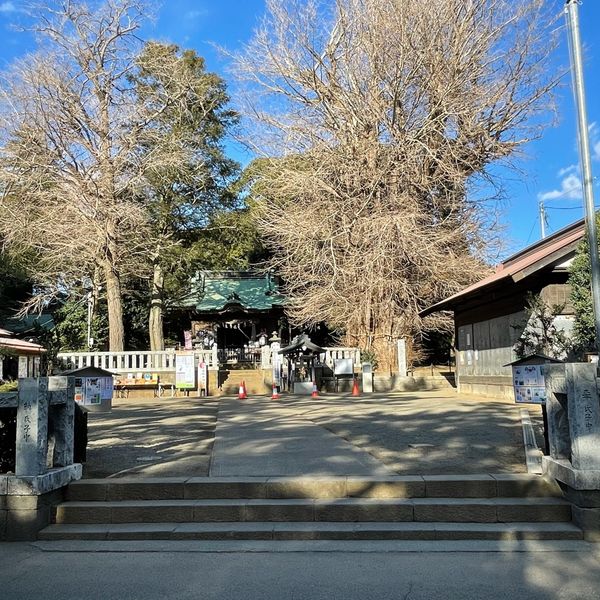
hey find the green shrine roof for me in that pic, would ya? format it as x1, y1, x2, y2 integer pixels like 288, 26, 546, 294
4, 313, 55, 335
181, 272, 285, 314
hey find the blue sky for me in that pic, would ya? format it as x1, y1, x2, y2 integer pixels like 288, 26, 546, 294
0, 0, 598, 258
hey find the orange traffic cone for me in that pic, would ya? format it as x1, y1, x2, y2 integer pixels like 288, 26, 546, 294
242, 380, 248, 398
271, 383, 280, 400
311, 381, 319, 398
352, 378, 360, 397
238, 381, 247, 400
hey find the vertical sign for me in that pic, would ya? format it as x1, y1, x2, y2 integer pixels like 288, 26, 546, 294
176, 352, 196, 390
271, 342, 281, 386
198, 361, 208, 395
184, 330, 193, 350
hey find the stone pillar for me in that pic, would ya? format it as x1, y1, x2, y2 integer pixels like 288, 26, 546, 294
397, 339, 407, 377
543, 363, 600, 540
49, 376, 75, 468
15, 377, 49, 477
18, 355, 29, 378
542, 364, 571, 461
565, 363, 600, 470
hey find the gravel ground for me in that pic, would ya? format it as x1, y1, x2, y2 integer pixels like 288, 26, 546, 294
291, 391, 541, 474
83, 396, 218, 478
81, 390, 540, 478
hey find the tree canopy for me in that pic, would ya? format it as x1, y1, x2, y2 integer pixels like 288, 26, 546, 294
233, 0, 560, 370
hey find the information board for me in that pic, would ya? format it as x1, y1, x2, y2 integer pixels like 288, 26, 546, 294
512, 364, 546, 405
176, 352, 196, 389
334, 358, 353, 376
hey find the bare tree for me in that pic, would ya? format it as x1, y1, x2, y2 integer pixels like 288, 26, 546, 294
0, 0, 155, 351
234, 0, 560, 370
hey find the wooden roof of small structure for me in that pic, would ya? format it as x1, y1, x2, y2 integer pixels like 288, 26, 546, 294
278, 334, 325, 356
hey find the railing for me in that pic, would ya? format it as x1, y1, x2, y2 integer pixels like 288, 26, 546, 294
323, 347, 361, 369
56, 346, 361, 373
217, 347, 263, 365
259, 346, 361, 370
56, 348, 219, 373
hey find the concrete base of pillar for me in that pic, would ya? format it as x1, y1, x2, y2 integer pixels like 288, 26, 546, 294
0, 464, 81, 541
543, 456, 600, 542
542, 456, 600, 490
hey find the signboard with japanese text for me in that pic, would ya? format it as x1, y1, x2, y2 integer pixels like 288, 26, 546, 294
176, 352, 196, 389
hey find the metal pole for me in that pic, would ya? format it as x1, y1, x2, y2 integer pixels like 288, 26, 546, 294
565, 0, 600, 352
86, 291, 93, 351
539, 200, 546, 239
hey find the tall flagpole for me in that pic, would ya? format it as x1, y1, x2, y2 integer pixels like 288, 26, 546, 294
565, 0, 600, 352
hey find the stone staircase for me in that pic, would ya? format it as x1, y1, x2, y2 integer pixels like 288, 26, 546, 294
38, 474, 582, 541
218, 369, 269, 396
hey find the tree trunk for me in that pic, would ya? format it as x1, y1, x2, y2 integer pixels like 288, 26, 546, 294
103, 264, 125, 351
149, 261, 165, 351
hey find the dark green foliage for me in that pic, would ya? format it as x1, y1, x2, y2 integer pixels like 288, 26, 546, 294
569, 228, 597, 352
513, 292, 571, 359
360, 348, 379, 371
0, 248, 32, 322
0, 407, 16, 473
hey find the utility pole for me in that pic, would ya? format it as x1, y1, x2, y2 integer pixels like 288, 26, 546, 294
565, 0, 600, 352
539, 200, 547, 239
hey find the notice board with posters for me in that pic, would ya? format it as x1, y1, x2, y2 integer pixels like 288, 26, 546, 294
512, 364, 547, 405
176, 352, 196, 390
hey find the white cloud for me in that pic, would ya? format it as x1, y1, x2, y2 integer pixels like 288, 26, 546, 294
589, 121, 600, 162
538, 173, 583, 202
186, 9, 208, 19
0, 2, 16, 12
558, 164, 578, 177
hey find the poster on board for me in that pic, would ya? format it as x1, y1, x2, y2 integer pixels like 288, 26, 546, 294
176, 352, 196, 389
85, 378, 102, 404
512, 365, 547, 405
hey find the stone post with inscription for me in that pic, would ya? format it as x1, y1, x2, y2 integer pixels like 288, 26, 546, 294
2, 376, 82, 541
48, 376, 76, 468
542, 362, 600, 540
15, 377, 49, 476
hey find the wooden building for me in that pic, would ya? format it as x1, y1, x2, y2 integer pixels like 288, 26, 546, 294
178, 271, 286, 365
421, 220, 584, 399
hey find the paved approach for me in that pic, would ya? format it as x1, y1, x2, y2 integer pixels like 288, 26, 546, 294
82, 390, 539, 478
210, 396, 394, 476
2, 540, 600, 600
211, 391, 538, 476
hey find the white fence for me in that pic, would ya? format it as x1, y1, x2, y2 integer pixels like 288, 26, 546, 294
56, 346, 360, 374
57, 348, 219, 373
260, 346, 361, 370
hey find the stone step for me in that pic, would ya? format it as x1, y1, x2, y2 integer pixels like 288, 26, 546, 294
38, 521, 583, 541
54, 497, 572, 525
67, 474, 563, 502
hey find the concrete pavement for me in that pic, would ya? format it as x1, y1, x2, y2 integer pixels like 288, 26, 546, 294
2, 540, 600, 599
210, 396, 393, 476
81, 390, 539, 478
